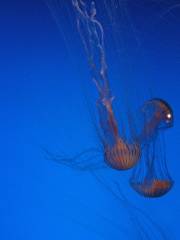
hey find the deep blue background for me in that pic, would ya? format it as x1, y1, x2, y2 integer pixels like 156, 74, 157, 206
1, 0, 180, 239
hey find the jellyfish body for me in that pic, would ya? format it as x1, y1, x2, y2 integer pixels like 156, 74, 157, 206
130, 132, 174, 198
131, 178, 172, 198
138, 98, 174, 146
97, 97, 141, 170
104, 138, 140, 170
44, 0, 141, 172
72, 0, 141, 170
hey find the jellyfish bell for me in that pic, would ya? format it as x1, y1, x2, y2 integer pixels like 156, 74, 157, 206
97, 97, 141, 171
142, 98, 174, 129
144, 98, 174, 128
104, 138, 141, 170
130, 178, 173, 198
138, 98, 174, 145
129, 133, 174, 198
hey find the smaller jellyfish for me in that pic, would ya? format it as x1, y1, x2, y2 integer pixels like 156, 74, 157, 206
137, 98, 174, 146
129, 98, 174, 197
129, 132, 174, 198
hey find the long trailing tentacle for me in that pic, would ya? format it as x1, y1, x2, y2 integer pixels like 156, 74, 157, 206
64, 192, 131, 239
72, 0, 111, 99
42, 146, 107, 171
92, 170, 169, 240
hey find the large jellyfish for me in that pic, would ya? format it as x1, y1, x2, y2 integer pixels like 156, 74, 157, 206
71, 0, 141, 170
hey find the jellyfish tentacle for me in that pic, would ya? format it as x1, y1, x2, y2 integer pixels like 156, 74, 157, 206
113, 181, 169, 240
92, 172, 169, 240
42, 147, 108, 171
73, 0, 110, 98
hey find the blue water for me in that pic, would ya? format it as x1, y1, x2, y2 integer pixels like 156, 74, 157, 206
1, 0, 180, 239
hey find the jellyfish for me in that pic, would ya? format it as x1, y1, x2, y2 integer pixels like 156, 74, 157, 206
137, 98, 174, 146
130, 128, 174, 198
71, 0, 141, 170
128, 98, 174, 197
